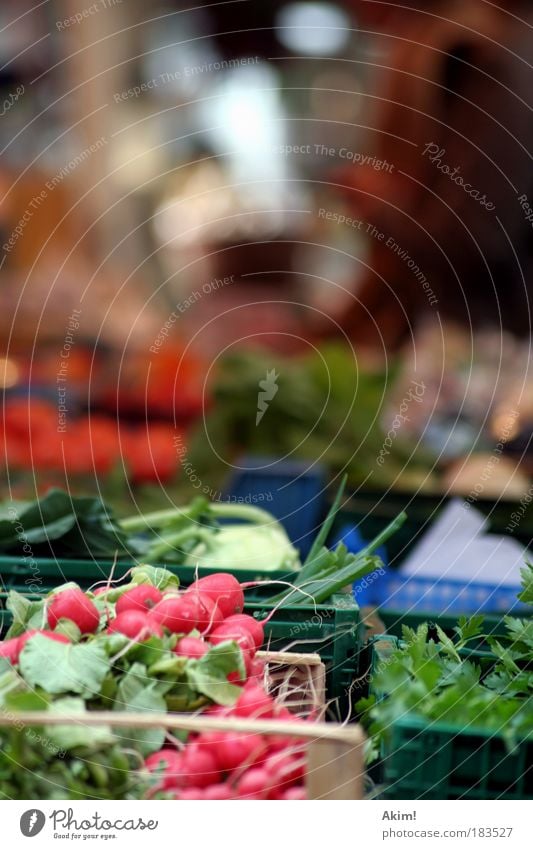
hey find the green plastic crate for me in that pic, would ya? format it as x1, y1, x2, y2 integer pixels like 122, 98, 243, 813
372, 610, 531, 663
382, 717, 533, 800
0, 557, 362, 715
366, 637, 533, 799
246, 593, 361, 718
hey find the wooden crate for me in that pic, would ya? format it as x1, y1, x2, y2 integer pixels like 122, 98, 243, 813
0, 711, 365, 800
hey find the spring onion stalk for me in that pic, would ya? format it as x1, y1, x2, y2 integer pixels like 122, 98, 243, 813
269, 511, 407, 607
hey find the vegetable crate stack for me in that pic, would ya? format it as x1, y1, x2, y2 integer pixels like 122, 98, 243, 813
1, 480, 404, 713
0, 563, 367, 799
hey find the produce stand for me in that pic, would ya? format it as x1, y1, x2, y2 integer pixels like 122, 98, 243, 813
0, 712, 365, 801
0, 557, 362, 716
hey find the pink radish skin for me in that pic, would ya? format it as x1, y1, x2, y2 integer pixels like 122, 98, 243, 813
234, 684, 274, 719
223, 614, 264, 649
18, 630, 71, 651
108, 610, 163, 640
145, 749, 184, 790
175, 788, 205, 800
181, 744, 220, 788
0, 637, 22, 665
47, 588, 100, 634
236, 768, 272, 799
116, 585, 163, 615
208, 622, 256, 654
282, 787, 307, 800
175, 636, 209, 660
186, 574, 244, 618
149, 594, 221, 635
210, 733, 267, 772
265, 752, 305, 788
203, 784, 233, 800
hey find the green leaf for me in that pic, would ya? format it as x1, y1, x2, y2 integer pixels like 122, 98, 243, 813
131, 564, 179, 592
45, 697, 114, 751
0, 489, 135, 559
187, 641, 244, 706
19, 635, 110, 697
518, 562, 533, 606
114, 664, 167, 756
3, 691, 48, 712
454, 614, 485, 643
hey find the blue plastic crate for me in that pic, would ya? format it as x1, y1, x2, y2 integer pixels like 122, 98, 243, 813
358, 568, 526, 615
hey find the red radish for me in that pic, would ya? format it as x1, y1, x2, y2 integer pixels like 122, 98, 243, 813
196, 731, 226, 753
181, 743, 220, 788
93, 587, 108, 596
234, 684, 274, 719
208, 622, 256, 654
236, 768, 271, 799
211, 733, 267, 772
0, 637, 21, 665
150, 594, 221, 634
265, 752, 305, 789
281, 787, 307, 800
175, 788, 205, 800
47, 588, 100, 634
186, 574, 244, 618
182, 594, 223, 633
175, 636, 209, 660
224, 614, 264, 649
249, 656, 266, 682
108, 610, 163, 640
203, 783, 233, 800
18, 630, 71, 651
116, 585, 163, 615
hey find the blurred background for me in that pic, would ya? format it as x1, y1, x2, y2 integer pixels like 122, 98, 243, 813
1, 0, 532, 518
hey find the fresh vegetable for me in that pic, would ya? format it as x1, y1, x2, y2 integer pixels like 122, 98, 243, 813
358, 563, 533, 762
183, 344, 437, 493
107, 610, 163, 640
175, 636, 209, 660
224, 614, 264, 649
185, 524, 299, 573
149, 594, 221, 635
0, 489, 133, 559
0, 560, 316, 800
186, 574, 245, 618
116, 585, 163, 615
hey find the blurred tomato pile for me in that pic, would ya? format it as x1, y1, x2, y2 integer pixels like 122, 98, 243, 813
0, 345, 210, 503
100, 348, 206, 420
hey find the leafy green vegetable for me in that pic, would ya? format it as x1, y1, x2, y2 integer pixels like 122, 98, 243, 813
359, 571, 533, 762
0, 489, 134, 558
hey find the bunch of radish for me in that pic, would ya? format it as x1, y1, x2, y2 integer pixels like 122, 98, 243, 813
104, 573, 267, 676
144, 683, 308, 800
0, 572, 311, 799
